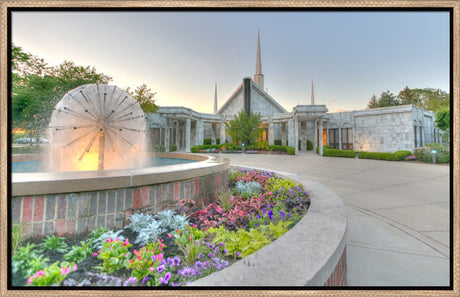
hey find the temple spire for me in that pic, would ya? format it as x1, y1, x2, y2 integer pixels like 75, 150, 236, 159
254, 29, 264, 90
311, 80, 315, 105
214, 83, 218, 113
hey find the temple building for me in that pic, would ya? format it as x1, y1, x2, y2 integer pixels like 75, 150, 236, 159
146, 31, 443, 155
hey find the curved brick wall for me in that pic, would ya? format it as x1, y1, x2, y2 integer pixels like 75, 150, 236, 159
11, 154, 229, 238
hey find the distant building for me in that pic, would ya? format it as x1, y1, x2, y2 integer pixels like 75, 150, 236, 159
146, 31, 443, 155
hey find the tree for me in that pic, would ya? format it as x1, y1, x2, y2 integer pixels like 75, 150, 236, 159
126, 84, 159, 113
377, 90, 400, 108
412, 88, 449, 112
397, 86, 417, 105
11, 46, 113, 145
225, 110, 263, 145
367, 95, 378, 109
435, 109, 450, 132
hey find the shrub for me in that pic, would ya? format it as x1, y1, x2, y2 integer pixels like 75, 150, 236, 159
190, 144, 222, 153
274, 139, 282, 145
169, 143, 177, 152
203, 139, 212, 145
358, 150, 413, 161
306, 140, 313, 151
316, 145, 332, 154
414, 143, 449, 164
323, 148, 356, 158
249, 141, 269, 151
287, 146, 295, 155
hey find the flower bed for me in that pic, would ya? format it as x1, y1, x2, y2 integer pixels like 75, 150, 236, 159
12, 168, 310, 287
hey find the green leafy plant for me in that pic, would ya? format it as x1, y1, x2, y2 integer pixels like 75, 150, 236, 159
217, 190, 233, 211
11, 223, 23, 255
90, 227, 109, 241
63, 240, 93, 264
38, 235, 69, 253
173, 225, 207, 266
12, 243, 50, 279
27, 261, 77, 286
93, 229, 125, 249
234, 181, 262, 197
94, 237, 132, 274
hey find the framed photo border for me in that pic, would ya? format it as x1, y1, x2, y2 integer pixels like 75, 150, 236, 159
1, 1, 458, 296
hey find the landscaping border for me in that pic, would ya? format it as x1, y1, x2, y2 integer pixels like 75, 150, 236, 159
190, 166, 347, 286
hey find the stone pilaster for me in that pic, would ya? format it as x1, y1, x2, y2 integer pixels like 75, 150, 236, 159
196, 120, 204, 146
288, 119, 294, 149
220, 120, 226, 144
281, 123, 287, 146
319, 119, 324, 156
268, 119, 274, 146
185, 118, 191, 153
165, 119, 170, 152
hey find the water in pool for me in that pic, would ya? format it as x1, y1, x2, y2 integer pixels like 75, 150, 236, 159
12, 157, 197, 173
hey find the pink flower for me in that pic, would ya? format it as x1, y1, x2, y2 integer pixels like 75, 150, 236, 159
123, 239, 129, 246
106, 238, 113, 243
167, 233, 173, 238
115, 237, 120, 241
93, 252, 98, 257
73, 264, 78, 272
35, 270, 45, 278
61, 267, 70, 275
98, 249, 101, 253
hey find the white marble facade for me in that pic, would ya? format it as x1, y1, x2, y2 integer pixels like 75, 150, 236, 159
145, 32, 443, 155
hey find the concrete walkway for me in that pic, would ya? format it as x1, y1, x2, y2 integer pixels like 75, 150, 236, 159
214, 151, 450, 287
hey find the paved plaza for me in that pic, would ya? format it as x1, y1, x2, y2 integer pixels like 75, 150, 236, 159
214, 151, 450, 286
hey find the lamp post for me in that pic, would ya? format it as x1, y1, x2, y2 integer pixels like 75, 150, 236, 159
431, 150, 438, 164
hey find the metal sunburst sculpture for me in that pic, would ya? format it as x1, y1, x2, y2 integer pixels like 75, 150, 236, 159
49, 84, 146, 171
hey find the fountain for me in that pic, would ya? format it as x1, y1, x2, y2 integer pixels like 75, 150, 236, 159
11, 84, 230, 238
48, 84, 146, 171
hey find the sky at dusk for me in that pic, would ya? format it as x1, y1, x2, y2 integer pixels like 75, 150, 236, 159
11, 10, 450, 113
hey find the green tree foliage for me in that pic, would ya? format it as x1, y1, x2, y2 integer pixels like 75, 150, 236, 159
435, 109, 450, 131
367, 95, 378, 109
368, 86, 449, 112
11, 45, 113, 144
126, 84, 159, 113
397, 86, 417, 105
225, 110, 263, 145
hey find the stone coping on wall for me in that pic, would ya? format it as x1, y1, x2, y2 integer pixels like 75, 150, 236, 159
12, 154, 229, 197
190, 166, 347, 287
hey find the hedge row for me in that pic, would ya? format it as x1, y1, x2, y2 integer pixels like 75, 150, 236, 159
414, 143, 450, 164
190, 144, 295, 155
358, 150, 412, 161
323, 148, 356, 158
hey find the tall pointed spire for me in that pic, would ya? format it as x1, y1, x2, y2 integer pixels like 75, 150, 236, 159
311, 80, 315, 105
214, 83, 218, 113
254, 29, 264, 90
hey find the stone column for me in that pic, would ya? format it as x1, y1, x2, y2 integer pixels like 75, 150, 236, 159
288, 119, 294, 149
185, 118, 191, 153
294, 117, 299, 155
300, 122, 306, 151
420, 126, 424, 147
319, 119, 324, 156
175, 121, 180, 150
220, 119, 226, 144
326, 124, 330, 146
196, 120, 204, 146
268, 119, 274, 146
313, 120, 318, 153
281, 123, 287, 146
211, 123, 217, 145
338, 127, 342, 150
165, 119, 170, 152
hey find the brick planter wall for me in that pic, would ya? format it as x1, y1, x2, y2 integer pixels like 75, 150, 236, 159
324, 245, 347, 286
12, 171, 228, 238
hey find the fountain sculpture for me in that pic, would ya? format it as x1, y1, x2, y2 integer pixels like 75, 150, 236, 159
48, 84, 146, 171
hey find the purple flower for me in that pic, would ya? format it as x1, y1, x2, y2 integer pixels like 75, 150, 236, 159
264, 220, 268, 225
235, 251, 240, 257
157, 264, 165, 273
255, 223, 259, 227
214, 246, 219, 254
159, 272, 171, 285
268, 210, 274, 220
142, 275, 150, 284
219, 242, 225, 246
280, 210, 286, 219
256, 215, 261, 219
195, 240, 200, 246
224, 248, 229, 255
171, 282, 182, 286
174, 256, 181, 266
167, 257, 174, 267
151, 255, 157, 262
197, 253, 202, 259
207, 243, 214, 249
267, 204, 271, 208
288, 213, 292, 218
207, 252, 215, 258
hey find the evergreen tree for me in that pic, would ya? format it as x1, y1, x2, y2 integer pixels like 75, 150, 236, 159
367, 95, 378, 109
397, 86, 417, 105
377, 91, 400, 108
